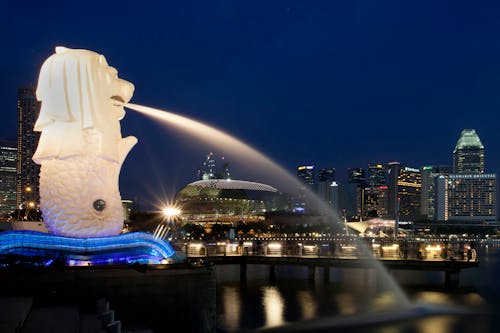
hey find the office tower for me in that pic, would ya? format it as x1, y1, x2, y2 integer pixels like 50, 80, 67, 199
387, 162, 400, 220
17, 87, 41, 207
318, 168, 335, 183
0, 139, 18, 216
387, 163, 422, 221
347, 168, 365, 184
397, 167, 422, 221
435, 175, 448, 221
297, 165, 316, 188
367, 164, 386, 186
447, 174, 496, 222
453, 129, 484, 174
420, 165, 452, 220
357, 185, 389, 219
317, 168, 338, 212
197, 152, 230, 180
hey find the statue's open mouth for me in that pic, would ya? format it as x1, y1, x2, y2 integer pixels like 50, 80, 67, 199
110, 95, 125, 106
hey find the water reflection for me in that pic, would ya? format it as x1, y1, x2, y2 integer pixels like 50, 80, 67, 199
222, 287, 241, 332
416, 316, 458, 333
370, 291, 400, 311
262, 286, 286, 328
335, 293, 357, 315
297, 290, 317, 320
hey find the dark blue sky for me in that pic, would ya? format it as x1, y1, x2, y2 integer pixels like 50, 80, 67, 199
2, 1, 500, 206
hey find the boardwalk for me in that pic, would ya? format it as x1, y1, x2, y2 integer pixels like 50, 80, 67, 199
180, 238, 479, 286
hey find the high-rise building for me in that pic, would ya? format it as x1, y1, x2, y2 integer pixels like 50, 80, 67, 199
318, 168, 335, 183
197, 152, 230, 180
367, 164, 386, 186
447, 174, 496, 222
0, 139, 18, 217
357, 185, 389, 219
17, 87, 41, 208
297, 165, 315, 188
387, 163, 422, 221
420, 165, 452, 220
397, 167, 422, 221
387, 162, 400, 220
317, 168, 338, 212
347, 168, 365, 184
453, 129, 484, 174
435, 175, 448, 221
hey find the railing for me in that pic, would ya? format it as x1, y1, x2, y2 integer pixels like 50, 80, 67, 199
180, 239, 479, 262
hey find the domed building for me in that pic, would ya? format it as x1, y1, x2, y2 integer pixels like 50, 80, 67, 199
175, 179, 283, 224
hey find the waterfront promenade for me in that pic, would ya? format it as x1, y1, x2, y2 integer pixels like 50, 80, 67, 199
180, 237, 481, 286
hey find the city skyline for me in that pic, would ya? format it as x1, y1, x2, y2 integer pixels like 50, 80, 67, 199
2, 1, 500, 206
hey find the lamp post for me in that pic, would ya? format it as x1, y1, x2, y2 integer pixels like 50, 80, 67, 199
154, 206, 182, 239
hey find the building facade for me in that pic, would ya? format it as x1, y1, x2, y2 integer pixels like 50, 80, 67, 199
447, 174, 496, 222
297, 165, 316, 188
0, 139, 18, 217
453, 129, 484, 174
397, 167, 422, 221
17, 87, 41, 207
317, 168, 338, 213
420, 165, 452, 221
357, 185, 389, 219
367, 164, 386, 186
197, 152, 230, 180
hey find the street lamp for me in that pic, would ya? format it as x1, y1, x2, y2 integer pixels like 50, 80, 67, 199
162, 206, 181, 219
154, 205, 182, 239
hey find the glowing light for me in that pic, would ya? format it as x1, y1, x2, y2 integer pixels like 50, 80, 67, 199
268, 243, 282, 250
0, 231, 175, 263
162, 206, 181, 218
425, 245, 442, 251
382, 244, 399, 250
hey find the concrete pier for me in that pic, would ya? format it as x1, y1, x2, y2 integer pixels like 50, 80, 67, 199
0, 264, 216, 333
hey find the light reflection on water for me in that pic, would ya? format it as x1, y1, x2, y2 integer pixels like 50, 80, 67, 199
262, 286, 286, 328
215, 248, 496, 333
297, 290, 317, 320
222, 287, 241, 332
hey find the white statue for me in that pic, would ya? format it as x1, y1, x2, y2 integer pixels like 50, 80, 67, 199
33, 47, 137, 238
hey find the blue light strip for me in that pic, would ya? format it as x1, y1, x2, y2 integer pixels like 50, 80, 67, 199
0, 231, 175, 260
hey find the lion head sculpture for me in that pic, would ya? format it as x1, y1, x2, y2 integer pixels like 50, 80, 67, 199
33, 47, 137, 238
33, 46, 136, 163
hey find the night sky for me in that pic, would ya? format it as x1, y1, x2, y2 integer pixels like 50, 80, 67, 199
2, 1, 500, 207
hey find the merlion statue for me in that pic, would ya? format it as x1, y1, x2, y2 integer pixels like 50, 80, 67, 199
33, 47, 137, 238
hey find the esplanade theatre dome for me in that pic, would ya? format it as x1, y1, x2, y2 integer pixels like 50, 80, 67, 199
175, 179, 281, 223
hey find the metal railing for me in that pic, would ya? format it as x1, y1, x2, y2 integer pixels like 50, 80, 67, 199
180, 239, 479, 262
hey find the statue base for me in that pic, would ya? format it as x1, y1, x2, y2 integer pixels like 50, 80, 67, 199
0, 231, 176, 266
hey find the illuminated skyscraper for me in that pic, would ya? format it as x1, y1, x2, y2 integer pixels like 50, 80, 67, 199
297, 165, 315, 188
0, 139, 18, 216
197, 152, 230, 180
387, 163, 422, 221
347, 168, 365, 184
447, 174, 496, 222
317, 168, 338, 212
387, 162, 400, 220
420, 165, 452, 220
357, 185, 389, 219
453, 129, 484, 174
17, 87, 41, 207
397, 167, 422, 221
367, 164, 386, 186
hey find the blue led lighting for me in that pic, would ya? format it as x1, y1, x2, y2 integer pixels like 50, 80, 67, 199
0, 231, 175, 265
